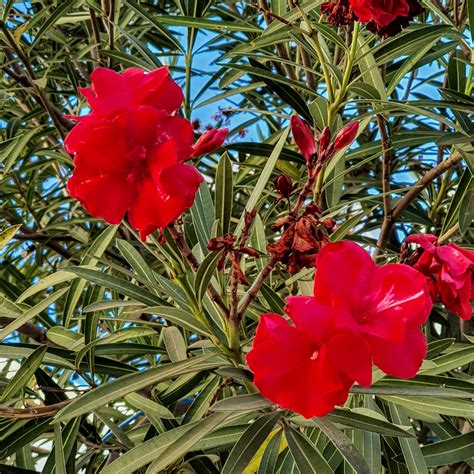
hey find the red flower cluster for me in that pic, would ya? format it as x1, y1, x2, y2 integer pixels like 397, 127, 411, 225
321, 0, 423, 37
247, 240, 432, 417
66, 67, 228, 240
404, 235, 473, 320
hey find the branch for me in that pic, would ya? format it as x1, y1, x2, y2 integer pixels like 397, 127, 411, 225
374, 115, 393, 258
0, 318, 48, 344
168, 225, 230, 317
0, 399, 71, 419
375, 151, 464, 255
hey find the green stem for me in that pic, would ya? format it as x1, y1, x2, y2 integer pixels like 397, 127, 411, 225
328, 21, 360, 126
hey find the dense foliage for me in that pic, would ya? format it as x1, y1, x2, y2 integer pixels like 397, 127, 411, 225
1, 1, 473, 473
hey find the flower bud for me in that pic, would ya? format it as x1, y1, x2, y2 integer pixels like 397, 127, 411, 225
290, 116, 316, 161
191, 128, 229, 157
318, 127, 332, 155
333, 121, 359, 152
273, 174, 295, 201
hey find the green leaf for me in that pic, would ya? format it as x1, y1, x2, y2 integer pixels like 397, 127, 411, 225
0, 289, 68, 341
212, 393, 272, 412
221, 412, 282, 474
17, 271, 76, 303
54, 355, 219, 423
257, 430, 282, 474
421, 345, 474, 375
421, 431, 474, 467
215, 153, 234, 235
116, 238, 157, 286
469, 0, 474, 42
63, 225, 119, 327
53, 424, 67, 474
194, 250, 222, 304
325, 408, 414, 438
312, 417, 371, 474
146, 412, 230, 473
235, 127, 290, 237
388, 403, 428, 474
284, 425, 332, 474
30, 0, 76, 48
68, 267, 165, 306
381, 395, 474, 418
191, 183, 215, 251
0, 225, 21, 250
143, 306, 210, 336
162, 326, 187, 362
0, 346, 46, 402
124, 392, 175, 419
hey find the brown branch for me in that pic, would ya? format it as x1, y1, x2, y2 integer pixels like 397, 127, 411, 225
229, 209, 256, 323
168, 225, 230, 317
374, 115, 393, 258
0, 318, 48, 344
0, 399, 71, 419
375, 151, 464, 255
0, 23, 74, 136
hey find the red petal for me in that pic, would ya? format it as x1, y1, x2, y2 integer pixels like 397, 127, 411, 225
314, 240, 375, 313
67, 172, 132, 225
284, 296, 336, 341
247, 313, 352, 418
362, 264, 432, 340
326, 331, 373, 386
368, 324, 427, 378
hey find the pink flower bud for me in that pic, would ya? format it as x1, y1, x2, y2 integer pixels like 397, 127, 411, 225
333, 121, 359, 152
191, 128, 229, 157
318, 127, 332, 155
290, 116, 316, 161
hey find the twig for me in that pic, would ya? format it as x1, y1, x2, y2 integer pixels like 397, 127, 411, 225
168, 225, 229, 317
375, 151, 464, 255
0, 318, 48, 344
229, 209, 256, 323
374, 115, 393, 258
0, 399, 71, 419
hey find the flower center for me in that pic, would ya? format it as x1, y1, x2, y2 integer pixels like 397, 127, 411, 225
310, 349, 319, 360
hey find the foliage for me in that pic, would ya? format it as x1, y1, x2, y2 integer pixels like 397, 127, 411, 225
0, 0, 473, 473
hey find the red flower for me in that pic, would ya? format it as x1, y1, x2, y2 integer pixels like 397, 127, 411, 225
248, 240, 431, 418
405, 235, 473, 320
312, 241, 432, 380
66, 106, 203, 240
365, 0, 423, 38
191, 128, 229, 157
78, 67, 183, 115
349, 0, 410, 26
66, 67, 229, 238
246, 306, 355, 418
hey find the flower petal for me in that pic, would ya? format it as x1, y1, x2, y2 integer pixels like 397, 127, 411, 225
67, 172, 132, 225
326, 331, 373, 386
368, 324, 427, 378
363, 263, 432, 340
314, 240, 375, 313
284, 295, 336, 341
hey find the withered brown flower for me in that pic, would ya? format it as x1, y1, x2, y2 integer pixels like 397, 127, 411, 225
267, 204, 335, 274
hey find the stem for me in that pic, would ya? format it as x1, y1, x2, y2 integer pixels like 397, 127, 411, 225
329, 22, 360, 126
293, 1, 334, 103
168, 225, 229, 317
375, 151, 463, 256
373, 115, 392, 259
